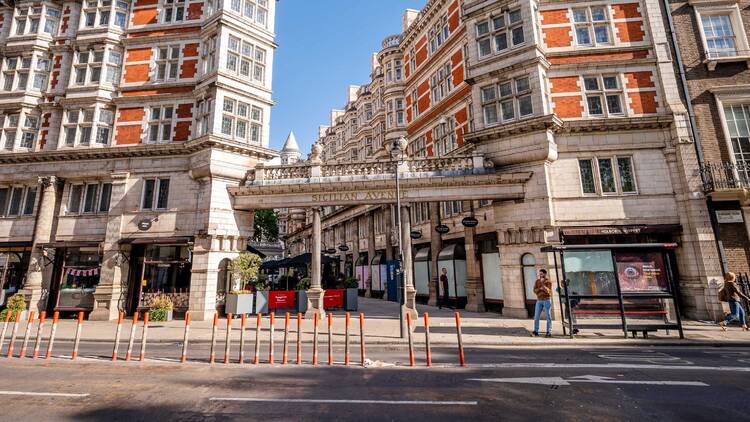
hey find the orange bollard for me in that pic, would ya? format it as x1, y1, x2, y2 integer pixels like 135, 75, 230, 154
224, 313, 233, 364
312, 313, 319, 366
424, 312, 432, 367
296, 313, 302, 365
125, 312, 139, 362
209, 313, 218, 364
138, 312, 149, 362
111, 312, 124, 361
282, 312, 290, 365
268, 312, 275, 364
327, 313, 333, 365
406, 312, 414, 367
455, 312, 464, 367
253, 314, 261, 365
45, 312, 60, 360
344, 312, 350, 366
32, 311, 46, 359
6, 311, 21, 358
238, 314, 247, 364
0, 312, 12, 354
71, 311, 84, 360
359, 313, 366, 367
19, 311, 35, 358
181, 312, 191, 363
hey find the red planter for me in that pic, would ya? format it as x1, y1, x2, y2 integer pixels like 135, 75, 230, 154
323, 289, 345, 309
268, 291, 296, 310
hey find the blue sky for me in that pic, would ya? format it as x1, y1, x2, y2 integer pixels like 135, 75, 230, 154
269, 0, 426, 153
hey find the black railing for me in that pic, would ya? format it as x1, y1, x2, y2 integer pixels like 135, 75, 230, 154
701, 161, 750, 192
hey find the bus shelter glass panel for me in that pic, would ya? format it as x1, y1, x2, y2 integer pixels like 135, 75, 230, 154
563, 250, 617, 296
438, 244, 467, 298
354, 253, 369, 290
615, 250, 678, 326
414, 247, 431, 297
481, 252, 503, 300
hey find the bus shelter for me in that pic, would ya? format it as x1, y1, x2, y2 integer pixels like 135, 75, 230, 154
541, 243, 684, 339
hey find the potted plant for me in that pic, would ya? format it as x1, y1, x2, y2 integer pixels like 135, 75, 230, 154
226, 253, 262, 315
149, 295, 174, 322
343, 277, 359, 311
0, 294, 26, 321
295, 278, 310, 314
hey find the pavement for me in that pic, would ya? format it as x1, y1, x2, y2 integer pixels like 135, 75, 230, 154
1, 345, 750, 421
3, 297, 747, 348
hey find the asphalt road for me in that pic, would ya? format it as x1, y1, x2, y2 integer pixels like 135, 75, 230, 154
0, 345, 749, 421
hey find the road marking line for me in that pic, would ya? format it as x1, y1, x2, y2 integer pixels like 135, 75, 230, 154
461, 363, 750, 372
469, 375, 708, 387
0, 390, 89, 398
209, 398, 478, 405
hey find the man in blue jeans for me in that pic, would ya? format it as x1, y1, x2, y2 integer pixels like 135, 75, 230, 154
533, 269, 552, 337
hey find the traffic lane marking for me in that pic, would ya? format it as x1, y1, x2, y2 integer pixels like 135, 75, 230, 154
447, 363, 750, 372
209, 398, 478, 405
469, 375, 708, 387
0, 390, 90, 398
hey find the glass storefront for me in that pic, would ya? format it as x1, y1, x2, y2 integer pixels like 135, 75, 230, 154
56, 247, 101, 311
0, 247, 30, 306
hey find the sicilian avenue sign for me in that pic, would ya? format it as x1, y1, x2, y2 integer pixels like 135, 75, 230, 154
311, 190, 407, 203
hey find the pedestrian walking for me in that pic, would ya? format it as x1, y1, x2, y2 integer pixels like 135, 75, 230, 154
719, 272, 749, 331
439, 268, 451, 310
532, 269, 552, 337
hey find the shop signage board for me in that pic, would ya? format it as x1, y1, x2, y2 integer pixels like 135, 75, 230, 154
461, 217, 479, 228
716, 210, 743, 224
435, 224, 450, 234
410, 230, 422, 240
268, 291, 296, 310
323, 289, 345, 309
137, 219, 152, 231
338, 245, 350, 252
325, 248, 337, 254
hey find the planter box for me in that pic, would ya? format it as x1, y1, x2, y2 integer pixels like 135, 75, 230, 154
254, 291, 268, 314
345, 288, 358, 311
296, 290, 308, 314
226, 293, 254, 315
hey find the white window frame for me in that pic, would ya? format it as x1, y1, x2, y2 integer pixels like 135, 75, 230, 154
0, 185, 37, 217
228, 0, 269, 28
480, 75, 533, 126
577, 155, 638, 196
1, 56, 32, 92
582, 74, 625, 117
225, 34, 266, 86
146, 105, 176, 144
221, 97, 263, 143
62, 106, 113, 147
694, 4, 750, 70
428, 14, 450, 55
476, 8, 524, 60
571, 5, 613, 47
161, 0, 186, 24
433, 117, 457, 157
430, 62, 453, 104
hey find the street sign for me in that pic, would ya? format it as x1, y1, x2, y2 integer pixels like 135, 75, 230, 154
338, 245, 350, 252
137, 219, 152, 231
435, 224, 450, 234
410, 230, 422, 240
461, 217, 479, 228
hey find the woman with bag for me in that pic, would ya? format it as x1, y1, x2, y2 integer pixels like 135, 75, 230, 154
719, 272, 750, 331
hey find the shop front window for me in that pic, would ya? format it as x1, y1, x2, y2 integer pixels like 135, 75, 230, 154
0, 251, 29, 302
57, 247, 101, 310
141, 245, 191, 294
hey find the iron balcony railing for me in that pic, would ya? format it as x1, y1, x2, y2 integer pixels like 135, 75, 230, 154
701, 161, 750, 192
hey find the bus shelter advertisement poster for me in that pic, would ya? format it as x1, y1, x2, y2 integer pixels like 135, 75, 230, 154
615, 252, 668, 292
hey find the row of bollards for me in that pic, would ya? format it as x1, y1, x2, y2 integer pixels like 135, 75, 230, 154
0, 309, 465, 367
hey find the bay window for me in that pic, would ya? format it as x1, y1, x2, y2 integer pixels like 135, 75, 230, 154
33, 57, 50, 91
63, 107, 114, 147
229, 0, 269, 27
221, 97, 263, 143
19, 115, 39, 149
476, 8, 524, 59
226, 35, 266, 85
202, 35, 218, 75
195, 98, 214, 137
1, 114, 19, 150
2, 57, 31, 92
73, 49, 111, 86
433, 118, 457, 157
14, 5, 59, 36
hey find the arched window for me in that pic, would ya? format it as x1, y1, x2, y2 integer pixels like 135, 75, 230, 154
521, 253, 537, 302
217, 258, 231, 296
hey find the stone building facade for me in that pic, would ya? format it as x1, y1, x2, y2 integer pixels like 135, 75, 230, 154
0, 0, 277, 321
282, 0, 726, 320
668, 0, 750, 278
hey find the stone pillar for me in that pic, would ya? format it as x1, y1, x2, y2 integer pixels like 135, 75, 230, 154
427, 202, 441, 306
385, 205, 395, 261
306, 207, 325, 318
498, 241, 528, 318
23, 176, 61, 313
463, 202, 485, 312
90, 173, 130, 320
365, 211, 376, 298
188, 235, 219, 321
400, 205, 418, 320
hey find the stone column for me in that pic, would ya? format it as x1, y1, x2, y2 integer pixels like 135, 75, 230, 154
23, 176, 61, 313
427, 202, 441, 306
385, 205, 395, 261
90, 173, 130, 320
463, 202, 485, 312
400, 205, 418, 320
306, 207, 325, 318
365, 211, 376, 298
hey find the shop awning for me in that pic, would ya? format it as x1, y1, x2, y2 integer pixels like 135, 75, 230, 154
414, 247, 431, 262
246, 244, 267, 259
118, 236, 193, 245
541, 243, 679, 252
285, 253, 338, 267
438, 244, 466, 260
37, 241, 102, 248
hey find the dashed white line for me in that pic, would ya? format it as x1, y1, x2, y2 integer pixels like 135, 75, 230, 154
210, 398, 478, 405
0, 390, 89, 398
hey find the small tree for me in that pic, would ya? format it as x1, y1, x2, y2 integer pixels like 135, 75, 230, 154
253, 209, 279, 242
228, 253, 263, 292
